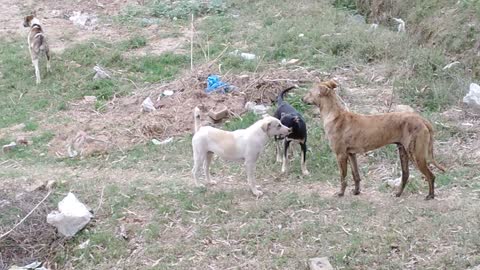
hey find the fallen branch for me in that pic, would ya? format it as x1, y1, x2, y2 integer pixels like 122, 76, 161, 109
0, 190, 52, 240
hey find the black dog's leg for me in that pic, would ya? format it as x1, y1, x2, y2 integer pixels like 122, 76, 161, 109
300, 142, 309, 175
281, 139, 291, 174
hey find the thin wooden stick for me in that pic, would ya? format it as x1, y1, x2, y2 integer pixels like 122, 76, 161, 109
190, 13, 194, 71
0, 190, 52, 240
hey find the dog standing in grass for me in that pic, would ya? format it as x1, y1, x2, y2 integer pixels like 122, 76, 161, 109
23, 13, 51, 84
192, 107, 292, 196
303, 80, 444, 200
274, 86, 309, 176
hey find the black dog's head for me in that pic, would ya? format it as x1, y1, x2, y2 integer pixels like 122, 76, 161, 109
280, 112, 301, 128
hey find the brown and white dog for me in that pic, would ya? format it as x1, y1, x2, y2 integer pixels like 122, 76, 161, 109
192, 107, 292, 196
303, 80, 444, 200
23, 13, 51, 84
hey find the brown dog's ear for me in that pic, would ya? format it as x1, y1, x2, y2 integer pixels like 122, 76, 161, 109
322, 80, 337, 89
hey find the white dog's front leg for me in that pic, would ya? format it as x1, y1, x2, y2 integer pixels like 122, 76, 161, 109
245, 160, 263, 197
275, 139, 282, 163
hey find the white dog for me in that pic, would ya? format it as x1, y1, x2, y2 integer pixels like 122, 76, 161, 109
192, 107, 292, 196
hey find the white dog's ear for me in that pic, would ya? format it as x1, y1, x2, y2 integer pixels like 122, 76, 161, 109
261, 121, 271, 132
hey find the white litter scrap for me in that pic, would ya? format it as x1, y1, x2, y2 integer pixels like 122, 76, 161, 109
393, 18, 405, 32
245, 101, 269, 115
69, 11, 98, 29
463, 83, 480, 109
93, 65, 111, 80
47, 193, 93, 237
442, 61, 461, 70
8, 261, 47, 270
230, 50, 256, 60
142, 97, 156, 112
369, 23, 379, 31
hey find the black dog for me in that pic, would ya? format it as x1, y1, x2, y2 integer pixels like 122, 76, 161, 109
274, 86, 309, 176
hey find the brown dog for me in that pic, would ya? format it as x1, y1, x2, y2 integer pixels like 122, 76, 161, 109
23, 13, 51, 84
303, 80, 444, 200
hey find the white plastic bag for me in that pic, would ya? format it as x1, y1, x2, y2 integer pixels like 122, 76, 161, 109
47, 193, 92, 237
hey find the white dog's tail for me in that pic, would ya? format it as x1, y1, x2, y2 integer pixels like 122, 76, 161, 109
193, 107, 201, 133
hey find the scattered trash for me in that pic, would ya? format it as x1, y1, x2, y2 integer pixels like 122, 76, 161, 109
463, 83, 480, 110
442, 61, 461, 70
351, 14, 365, 24
392, 104, 415, 113
309, 257, 334, 270
281, 59, 300, 66
369, 23, 379, 31
230, 50, 256, 60
69, 11, 98, 29
385, 177, 402, 188
245, 101, 269, 115
84, 96, 97, 103
298, 33, 304, 37
2, 142, 16, 153
77, 239, 90, 249
163, 90, 174, 96
151, 137, 173, 145
16, 136, 29, 146
142, 97, 157, 112
205, 75, 233, 93
93, 65, 110, 80
47, 192, 93, 237
393, 18, 405, 32
8, 261, 47, 270
208, 106, 229, 121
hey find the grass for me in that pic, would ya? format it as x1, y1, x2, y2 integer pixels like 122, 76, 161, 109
1, 0, 479, 269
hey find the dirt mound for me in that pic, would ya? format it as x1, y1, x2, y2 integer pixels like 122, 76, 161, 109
47, 65, 324, 157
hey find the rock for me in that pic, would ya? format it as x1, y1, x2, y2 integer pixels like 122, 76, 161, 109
208, 107, 229, 121
463, 83, 480, 110
84, 96, 97, 103
309, 257, 333, 270
47, 192, 93, 237
393, 104, 415, 113
2, 142, 16, 153
93, 65, 110, 80
16, 136, 29, 145
142, 97, 156, 112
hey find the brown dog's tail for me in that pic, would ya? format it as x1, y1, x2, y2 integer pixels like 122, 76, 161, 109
193, 107, 201, 133
423, 119, 446, 172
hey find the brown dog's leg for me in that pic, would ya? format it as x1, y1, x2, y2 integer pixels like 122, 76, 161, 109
396, 144, 410, 197
336, 154, 348, 196
348, 153, 361, 195
416, 158, 435, 200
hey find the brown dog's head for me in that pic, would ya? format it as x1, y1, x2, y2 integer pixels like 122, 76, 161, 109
23, 13, 36, 27
302, 80, 338, 106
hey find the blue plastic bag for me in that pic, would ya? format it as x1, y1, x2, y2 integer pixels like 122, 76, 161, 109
205, 75, 232, 93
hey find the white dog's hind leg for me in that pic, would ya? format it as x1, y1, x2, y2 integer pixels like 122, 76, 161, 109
204, 152, 216, 185
33, 58, 41, 84
246, 160, 263, 196
192, 151, 204, 187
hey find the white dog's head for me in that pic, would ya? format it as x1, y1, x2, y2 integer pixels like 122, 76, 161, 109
261, 116, 292, 136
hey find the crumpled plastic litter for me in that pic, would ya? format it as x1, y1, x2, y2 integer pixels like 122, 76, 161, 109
205, 75, 233, 94
46, 193, 93, 237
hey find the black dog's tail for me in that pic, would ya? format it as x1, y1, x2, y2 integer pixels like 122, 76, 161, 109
276, 86, 297, 104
